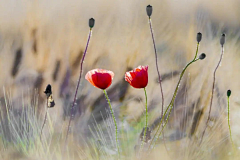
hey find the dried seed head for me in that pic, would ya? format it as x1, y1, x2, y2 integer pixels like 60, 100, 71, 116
199, 53, 206, 60
44, 84, 52, 98
227, 90, 231, 97
89, 18, 95, 29
146, 5, 152, 17
220, 33, 225, 46
197, 32, 202, 43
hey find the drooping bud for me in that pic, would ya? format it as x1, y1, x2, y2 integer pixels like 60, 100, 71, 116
227, 90, 231, 97
89, 18, 95, 29
199, 53, 206, 60
220, 33, 225, 46
197, 32, 202, 43
44, 84, 52, 98
146, 5, 152, 17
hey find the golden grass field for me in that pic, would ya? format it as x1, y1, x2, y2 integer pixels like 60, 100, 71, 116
0, 0, 240, 159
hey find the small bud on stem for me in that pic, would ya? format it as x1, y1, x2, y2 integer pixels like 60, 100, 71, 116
199, 53, 206, 60
227, 90, 231, 97
89, 18, 95, 29
220, 33, 225, 46
146, 5, 152, 17
197, 32, 202, 43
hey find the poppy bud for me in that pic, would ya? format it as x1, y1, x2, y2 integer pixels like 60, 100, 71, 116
89, 18, 95, 29
220, 33, 225, 46
146, 5, 152, 17
199, 53, 206, 60
197, 32, 202, 43
227, 90, 231, 97
44, 84, 52, 98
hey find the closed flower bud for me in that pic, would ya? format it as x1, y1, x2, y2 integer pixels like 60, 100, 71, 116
197, 32, 202, 43
199, 53, 206, 60
220, 33, 225, 46
89, 18, 95, 29
146, 5, 152, 17
227, 90, 231, 97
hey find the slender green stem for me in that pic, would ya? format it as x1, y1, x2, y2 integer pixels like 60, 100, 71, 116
140, 88, 148, 148
148, 43, 200, 151
227, 96, 234, 147
144, 88, 148, 142
103, 90, 120, 159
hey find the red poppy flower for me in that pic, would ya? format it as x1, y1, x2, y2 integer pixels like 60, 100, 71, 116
125, 65, 148, 88
85, 69, 114, 90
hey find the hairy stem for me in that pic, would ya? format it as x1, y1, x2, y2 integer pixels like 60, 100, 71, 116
103, 90, 120, 159
227, 96, 234, 147
148, 18, 167, 150
148, 43, 200, 151
40, 100, 48, 141
140, 88, 148, 148
199, 45, 224, 145
65, 29, 92, 144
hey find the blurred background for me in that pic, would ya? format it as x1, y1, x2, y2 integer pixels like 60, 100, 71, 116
0, 0, 240, 159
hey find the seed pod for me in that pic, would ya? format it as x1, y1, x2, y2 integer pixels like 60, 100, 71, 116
227, 90, 231, 97
89, 18, 95, 29
44, 84, 52, 98
146, 5, 152, 17
199, 53, 206, 60
220, 34, 225, 46
197, 32, 202, 43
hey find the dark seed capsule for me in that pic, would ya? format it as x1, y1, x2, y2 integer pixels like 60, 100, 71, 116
89, 18, 95, 29
199, 53, 206, 60
227, 90, 231, 97
197, 32, 202, 43
146, 5, 152, 17
220, 33, 225, 46
44, 84, 52, 98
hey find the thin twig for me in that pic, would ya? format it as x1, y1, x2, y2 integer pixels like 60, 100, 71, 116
199, 45, 224, 145
65, 29, 92, 144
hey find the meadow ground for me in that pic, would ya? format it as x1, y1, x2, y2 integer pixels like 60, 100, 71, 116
0, 0, 240, 159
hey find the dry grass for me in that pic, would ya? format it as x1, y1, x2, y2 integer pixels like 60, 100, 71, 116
0, 0, 240, 159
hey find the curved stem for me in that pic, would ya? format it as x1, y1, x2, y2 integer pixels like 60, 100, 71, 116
148, 43, 200, 151
227, 96, 234, 147
40, 100, 48, 141
103, 90, 120, 159
65, 29, 92, 145
199, 45, 224, 145
148, 18, 167, 150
